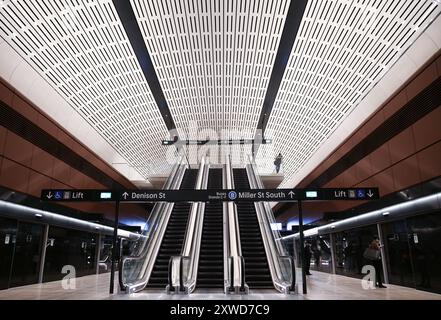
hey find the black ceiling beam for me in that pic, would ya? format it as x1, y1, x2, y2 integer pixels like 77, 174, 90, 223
112, 0, 176, 132
253, 0, 308, 152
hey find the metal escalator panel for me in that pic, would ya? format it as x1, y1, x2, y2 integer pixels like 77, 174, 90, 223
146, 169, 198, 289
233, 168, 274, 289
196, 169, 224, 288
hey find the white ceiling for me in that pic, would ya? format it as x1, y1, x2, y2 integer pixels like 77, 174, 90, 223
130, 0, 290, 165
257, 0, 441, 187
0, 0, 440, 186
0, 0, 173, 179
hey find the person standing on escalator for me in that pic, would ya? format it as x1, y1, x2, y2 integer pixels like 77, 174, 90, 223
274, 153, 283, 174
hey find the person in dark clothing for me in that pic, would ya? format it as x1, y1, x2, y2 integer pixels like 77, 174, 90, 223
274, 153, 283, 173
364, 237, 387, 288
313, 244, 321, 269
304, 242, 312, 275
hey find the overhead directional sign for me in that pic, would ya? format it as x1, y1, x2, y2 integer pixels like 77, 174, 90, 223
41, 188, 379, 203
41, 190, 117, 202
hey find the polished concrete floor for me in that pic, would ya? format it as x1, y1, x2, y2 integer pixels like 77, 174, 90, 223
0, 270, 440, 300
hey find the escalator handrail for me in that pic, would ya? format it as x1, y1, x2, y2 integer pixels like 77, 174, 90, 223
119, 157, 187, 292
224, 155, 246, 292
168, 156, 209, 293
246, 156, 296, 293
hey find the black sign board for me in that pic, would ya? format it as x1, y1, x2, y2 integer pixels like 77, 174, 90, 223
41, 188, 379, 203
41, 190, 117, 202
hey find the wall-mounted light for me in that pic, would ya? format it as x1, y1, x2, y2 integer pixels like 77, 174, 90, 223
382, 211, 390, 216
35, 213, 43, 218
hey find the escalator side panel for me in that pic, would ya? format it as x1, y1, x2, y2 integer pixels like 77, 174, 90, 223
233, 168, 274, 289
147, 169, 199, 289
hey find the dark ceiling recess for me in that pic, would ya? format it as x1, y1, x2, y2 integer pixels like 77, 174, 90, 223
275, 74, 441, 217
112, 0, 177, 132
253, 0, 308, 154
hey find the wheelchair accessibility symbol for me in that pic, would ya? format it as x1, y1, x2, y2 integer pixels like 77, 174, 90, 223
228, 191, 237, 201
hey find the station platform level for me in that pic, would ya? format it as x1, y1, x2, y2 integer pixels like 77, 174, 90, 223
1, 270, 439, 301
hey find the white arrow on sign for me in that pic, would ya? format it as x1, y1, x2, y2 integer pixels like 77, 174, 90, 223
122, 192, 129, 200
288, 191, 296, 199
367, 190, 374, 198
46, 192, 53, 199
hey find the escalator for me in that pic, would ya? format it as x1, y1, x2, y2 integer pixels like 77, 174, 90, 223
233, 168, 273, 289
196, 168, 224, 289
146, 169, 198, 289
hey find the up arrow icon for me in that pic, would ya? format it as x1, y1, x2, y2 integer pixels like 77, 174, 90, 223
367, 190, 374, 198
288, 191, 296, 199
122, 192, 129, 200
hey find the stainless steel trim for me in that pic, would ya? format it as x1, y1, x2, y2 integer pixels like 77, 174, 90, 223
0, 201, 140, 240
245, 156, 295, 294
224, 155, 247, 294
286, 192, 441, 240
120, 156, 187, 293
38, 224, 49, 283
168, 156, 209, 293
377, 223, 389, 284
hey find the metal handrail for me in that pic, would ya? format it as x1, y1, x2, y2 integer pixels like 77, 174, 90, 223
119, 156, 186, 293
246, 155, 297, 294
224, 155, 248, 294
167, 156, 209, 293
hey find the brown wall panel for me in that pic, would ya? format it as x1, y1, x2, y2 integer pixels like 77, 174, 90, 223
417, 141, 441, 182
412, 105, 441, 150
27, 171, 53, 198
388, 127, 417, 164
36, 112, 59, 138
340, 166, 357, 187
31, 147, 55, 177
405, 62, 438, 102
0, 126, 6, 155
11, 94, 39, 123
355, 156, 373, 182
3, 131, 34, 167
52, 160, 72, 186
0, 82, 13, 106
56, 128, 75, 150
382, 90, 408, 120
360, 109, 385, 137
369, 144, 392, 175
437, 55, 441, 76
69, 170, 86, 189
357, 168, 395, 197
392, 155, 421, 190
0, 158, 30, 193
50, 178, 70, 190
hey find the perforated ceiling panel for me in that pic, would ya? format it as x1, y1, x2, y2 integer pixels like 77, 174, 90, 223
0, 0, 173, 178
257, 0, 441, 187
130, 0, 290, 164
